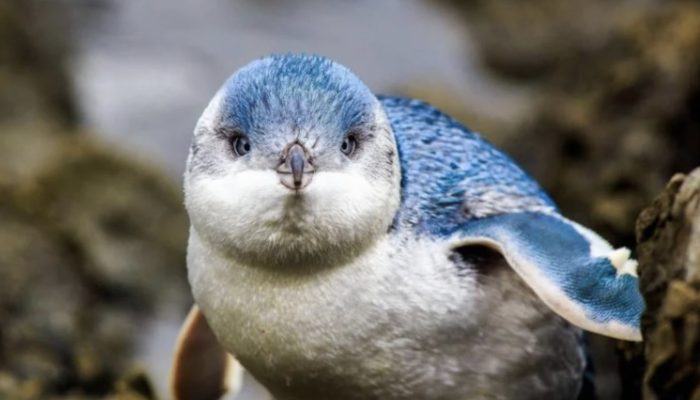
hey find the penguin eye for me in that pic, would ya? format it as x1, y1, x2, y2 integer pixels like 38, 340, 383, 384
340, 134, 357, 156
231, 135, 251, 157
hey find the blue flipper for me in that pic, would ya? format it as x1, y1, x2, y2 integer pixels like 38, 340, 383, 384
451, 212, 644, 341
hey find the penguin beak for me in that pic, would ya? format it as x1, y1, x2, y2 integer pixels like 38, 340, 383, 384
276, 142, 314, 190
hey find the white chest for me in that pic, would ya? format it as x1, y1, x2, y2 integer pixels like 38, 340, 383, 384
187, 231, 478, 396
186, 230, 584, 400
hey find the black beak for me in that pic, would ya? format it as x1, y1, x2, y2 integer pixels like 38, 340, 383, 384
277, 142, 314, 190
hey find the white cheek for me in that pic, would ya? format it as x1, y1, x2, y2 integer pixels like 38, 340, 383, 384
306, 168, 395, 234
185, 170, 287, 244
185, 165, 398, 263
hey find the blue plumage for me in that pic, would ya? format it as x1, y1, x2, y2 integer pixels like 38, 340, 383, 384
381, 96, 556, 235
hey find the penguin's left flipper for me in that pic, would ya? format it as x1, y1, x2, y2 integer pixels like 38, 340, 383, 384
170, 305, 242, 400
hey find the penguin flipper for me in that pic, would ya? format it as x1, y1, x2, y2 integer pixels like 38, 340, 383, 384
170, 305, 242, 400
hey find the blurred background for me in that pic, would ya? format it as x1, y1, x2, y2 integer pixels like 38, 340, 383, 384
0, 0, 698, 399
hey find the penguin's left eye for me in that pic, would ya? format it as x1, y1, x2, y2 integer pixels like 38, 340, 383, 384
340, 134, 357, 156
231, 135, 251, 157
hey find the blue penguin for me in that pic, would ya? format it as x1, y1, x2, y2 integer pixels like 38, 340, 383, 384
171, 54, 643, 400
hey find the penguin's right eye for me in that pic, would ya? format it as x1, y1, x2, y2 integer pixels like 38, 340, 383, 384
231, 135, 251, 157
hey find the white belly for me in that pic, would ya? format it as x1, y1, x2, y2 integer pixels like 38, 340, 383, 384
187, 230, 584, 400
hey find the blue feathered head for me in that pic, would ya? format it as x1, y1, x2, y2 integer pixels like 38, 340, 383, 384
219, 54, 376, 142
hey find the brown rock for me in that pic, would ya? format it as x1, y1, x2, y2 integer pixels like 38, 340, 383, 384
633, 168, 700, 400
618, 168, 700, 399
